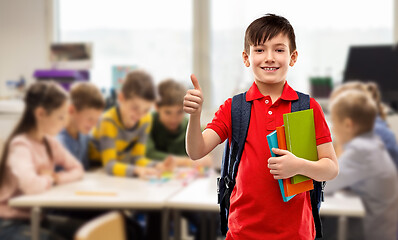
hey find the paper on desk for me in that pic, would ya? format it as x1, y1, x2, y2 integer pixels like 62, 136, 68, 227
75, 191, 117, 196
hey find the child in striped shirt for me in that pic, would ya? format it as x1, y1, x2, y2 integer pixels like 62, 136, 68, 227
89, 70, 172, 178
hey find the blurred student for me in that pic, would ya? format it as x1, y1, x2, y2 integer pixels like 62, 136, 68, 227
366, 82, 398, 169
329, 82, 370, 157
326, 89, 398, 240
331, 81, 398, 168
146, 79, 212, 240
58, 82, 105, 170
89, 70, 172, 178
147, 79, 211, 167
0, 81, 84, 240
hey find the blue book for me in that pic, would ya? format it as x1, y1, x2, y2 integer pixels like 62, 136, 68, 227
266, 130, 295, 202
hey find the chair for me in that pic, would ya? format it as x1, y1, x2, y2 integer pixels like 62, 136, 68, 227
74, 211, 126, 240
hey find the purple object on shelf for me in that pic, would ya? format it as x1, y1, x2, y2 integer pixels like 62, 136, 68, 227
33, 69, 89, 91
34, 69, 89, 80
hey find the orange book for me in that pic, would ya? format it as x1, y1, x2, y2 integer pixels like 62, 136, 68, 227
276, 126, 287, 150
276, 126, 314, 197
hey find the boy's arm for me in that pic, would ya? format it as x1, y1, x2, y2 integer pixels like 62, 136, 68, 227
130, 115, 152, 167
269, 142, 338, 181
299, 142, 338, 181
94, 120, 137, 177
186, 118, 221, 160
146, 133, 168, 160
324, 146, 369, 194
269, 98, 338, 182
184, 74, 221, 160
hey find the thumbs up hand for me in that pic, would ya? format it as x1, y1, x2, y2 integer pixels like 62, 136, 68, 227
183, 74, 203, 116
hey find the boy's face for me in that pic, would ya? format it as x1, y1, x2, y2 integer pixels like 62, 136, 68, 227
118, 93, 153, 128
242, 33, 298, 85
157, 105, 185, 132
70, 106, 103, 135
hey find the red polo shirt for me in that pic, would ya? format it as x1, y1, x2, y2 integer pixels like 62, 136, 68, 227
207, 81, 331, 240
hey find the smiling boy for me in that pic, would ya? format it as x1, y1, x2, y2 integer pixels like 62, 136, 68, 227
184, 14, 338, 239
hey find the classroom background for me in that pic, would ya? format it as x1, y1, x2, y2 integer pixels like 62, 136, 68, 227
1, 0, 398, 240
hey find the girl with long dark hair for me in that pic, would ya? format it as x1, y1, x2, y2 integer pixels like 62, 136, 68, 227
0, 81, 84, 240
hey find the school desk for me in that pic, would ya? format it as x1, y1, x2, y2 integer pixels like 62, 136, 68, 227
167, 177, 365, 240
167, 176, 218, 240
321, 191, 366, 240
9, 171, 185, 240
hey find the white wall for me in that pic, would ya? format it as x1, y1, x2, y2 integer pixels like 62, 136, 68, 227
0, 0, 52, 97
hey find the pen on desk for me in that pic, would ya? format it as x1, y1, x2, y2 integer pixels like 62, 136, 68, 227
75, 191, 117, 196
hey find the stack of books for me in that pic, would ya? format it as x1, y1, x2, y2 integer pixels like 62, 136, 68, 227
266, 109, 318, 202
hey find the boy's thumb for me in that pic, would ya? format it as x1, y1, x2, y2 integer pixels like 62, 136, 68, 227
190, 74, 201, 91
272, 148, 281, 154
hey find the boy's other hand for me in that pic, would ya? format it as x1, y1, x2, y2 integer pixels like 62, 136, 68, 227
134, 166, 159, 179
163, 155, 176, 171
156, 156, 176, 172
267, 148, 304, 179
184, 74, 203, 116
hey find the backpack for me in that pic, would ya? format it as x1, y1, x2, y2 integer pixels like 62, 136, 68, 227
217, 91, 326, 238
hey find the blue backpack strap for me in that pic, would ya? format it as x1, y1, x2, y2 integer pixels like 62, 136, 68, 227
230, 92, 252, 179
292, 91, 325, 239
291, 91, 310, 112
218, 92, 252, 235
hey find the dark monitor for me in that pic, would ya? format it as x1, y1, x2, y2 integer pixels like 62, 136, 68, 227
343, 44, 398, 111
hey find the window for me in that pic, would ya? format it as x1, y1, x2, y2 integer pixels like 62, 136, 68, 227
58, 0, 192, 90
211, 0, 394, 107
58, 0, 394, 107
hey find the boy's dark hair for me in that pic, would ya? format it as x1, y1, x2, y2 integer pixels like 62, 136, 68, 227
157, 79, 186, 107
122, 70, 156, 101
244, 13, 296, 54
70, 82, 105, 111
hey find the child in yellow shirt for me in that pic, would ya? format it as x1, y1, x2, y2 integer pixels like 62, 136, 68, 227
89, 70, 171, 178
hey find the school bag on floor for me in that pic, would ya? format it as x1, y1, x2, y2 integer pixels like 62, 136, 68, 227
217, 91, 326, 238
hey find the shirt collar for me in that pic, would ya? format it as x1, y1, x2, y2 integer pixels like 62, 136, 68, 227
245, 81, 298, 102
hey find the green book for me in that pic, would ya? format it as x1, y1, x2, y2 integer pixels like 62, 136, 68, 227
283, 109, 318, 184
